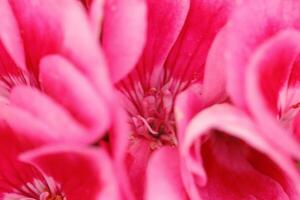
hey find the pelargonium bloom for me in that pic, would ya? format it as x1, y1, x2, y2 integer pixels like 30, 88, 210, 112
220, 0, 300, 160
0, 126, 120, 200
84, 0, 234, 198
0, 0, 115, 144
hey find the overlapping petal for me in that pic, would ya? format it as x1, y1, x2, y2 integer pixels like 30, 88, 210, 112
0, 125, 121, 199
182, 104, 300, 200
0, 0, 116, 145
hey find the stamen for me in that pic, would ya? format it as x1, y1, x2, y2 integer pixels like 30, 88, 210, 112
137, 115, 159, 135
4, 176, 66, 200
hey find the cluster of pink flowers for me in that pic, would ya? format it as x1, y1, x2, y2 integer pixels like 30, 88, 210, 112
0, 0, 300, 199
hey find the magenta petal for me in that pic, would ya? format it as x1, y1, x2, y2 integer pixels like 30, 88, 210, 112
137, 0, 189, 76
145, 147, 188, 200
9, 0, 63, 77
183, 104, 300, 199
9, 0, 113, 99
0, 126, 43, 197
40, 55, 111, 141
126, 138, 152, 199
20, 145, 120, 200
246, 30, 300, 159
102, 0, 147, 83
164, 0, 233, 82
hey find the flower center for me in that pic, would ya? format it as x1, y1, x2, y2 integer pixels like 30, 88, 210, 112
118, 67, 196, 150
4, 176, 66, 200
0, 68, 38, 103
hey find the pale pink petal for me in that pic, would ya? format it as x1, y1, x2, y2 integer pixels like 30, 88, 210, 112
0, 0, 25, 70
89, 0, 104, 36
40, 55, 111, 141
20, 145, 120, 200
108, 105, 135, 200
145, 147, 188, 200
183, 104, 300, 199
246, 30, 300, 159
102, 0, 147, 83
225, 0, 300, 108
1, 105, 65, 142
175, 83, 202, 142
201, 28, 228, 105
8, 86, 90, 143
292, 111, 300, 142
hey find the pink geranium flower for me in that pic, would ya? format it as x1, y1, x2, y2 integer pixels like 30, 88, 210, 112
0, 0, 114, 144
220, 0, 300, 160
83, 0, 234, 198
0, 126, 120, 199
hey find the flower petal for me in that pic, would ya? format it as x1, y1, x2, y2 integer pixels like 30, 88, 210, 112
9, 0, 113, 99
131, 0, 189, 86
246, 29, 300, 159
164, 0, 233, 82
183, 104, 300, 199
145, 147, 188, 200
224, 0, 300, 108
102, 0, 147, 83
20, 145, 120, 200
40, 55, 110, 141
8, 86, 91, 143
88, 0, 104, 36
201, 28, 228, 105
0, 0, 25, 70
175, 83, 202, 142
0, 126, 43, 197
125, 138, 152, 199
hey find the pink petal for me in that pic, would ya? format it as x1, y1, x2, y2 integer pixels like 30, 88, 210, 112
224, 0, 300, 108
175, 83, 202, 142
0, 0, 25, 70
108, 106, 135, 200
201, 28, 228, 105
293, 111, 300, 142
183, 104, 300, 199
8, 86, 91, 143
9, 0, 62, 77
0, 126, 43, 197
125, 138, 152, 199
20, 145, 120, 200
246, 30, 300, 159
88, 0, 104, 36
9, 0, 113, 99
102, 0, 147, 83
134, 0, 189, 82
145, 147, 188, 200
40, 55, 111, 141
164, 0, 233, 82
